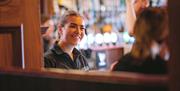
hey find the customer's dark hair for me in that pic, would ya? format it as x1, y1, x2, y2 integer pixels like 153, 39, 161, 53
132, 7, 168, 59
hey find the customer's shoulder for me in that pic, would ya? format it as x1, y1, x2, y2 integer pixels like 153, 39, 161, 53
120, 53, 134, 61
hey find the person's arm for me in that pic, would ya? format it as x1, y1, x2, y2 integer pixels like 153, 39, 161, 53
125, 0, 137, 35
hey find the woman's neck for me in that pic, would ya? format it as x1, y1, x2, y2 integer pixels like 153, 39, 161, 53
58, 41, 74, 60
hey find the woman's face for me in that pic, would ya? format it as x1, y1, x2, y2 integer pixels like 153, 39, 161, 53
59, 16, 86, 46
133, 0, 149, 14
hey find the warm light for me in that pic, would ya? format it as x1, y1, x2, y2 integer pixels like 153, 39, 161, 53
123, 32, 135, 43
87, 33, 95, 45
110, 32, 118, 43
100, 5, 106, 11
95, 33, 104, 45
79, 35, 87, 49
123, 32, 130, 43
98, 53, 106, 66
103, 32, 111, 44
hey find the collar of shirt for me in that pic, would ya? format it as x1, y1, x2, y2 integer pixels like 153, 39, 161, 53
51, 42, 82, 57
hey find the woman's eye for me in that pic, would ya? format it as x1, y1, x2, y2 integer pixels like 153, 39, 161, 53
81, 27, 86, 31
69, 25, 76, 28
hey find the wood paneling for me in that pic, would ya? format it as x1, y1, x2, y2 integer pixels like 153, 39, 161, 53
0, 68, 168, 91
168, 1, 180, 91
40, 0, 54, 24
22, 0, 43, 70
0, 0, 22, 26
0, 0, 43, 70
0, 31, 13, 68
0, 27, 22, 69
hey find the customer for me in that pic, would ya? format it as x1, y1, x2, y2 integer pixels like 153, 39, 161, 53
41, 18, 56, 53
126, 0, 149, 35
44, 10, 89, 71
112, 7, 169, 74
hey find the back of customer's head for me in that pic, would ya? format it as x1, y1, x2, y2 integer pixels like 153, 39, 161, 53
132, 7, 168, 59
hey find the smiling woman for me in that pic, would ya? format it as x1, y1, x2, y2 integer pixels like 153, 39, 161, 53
44, 10, 89, 71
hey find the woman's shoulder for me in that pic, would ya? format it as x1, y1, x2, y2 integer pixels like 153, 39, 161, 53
111, 53, 135, 71
120, 53, 135, 62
